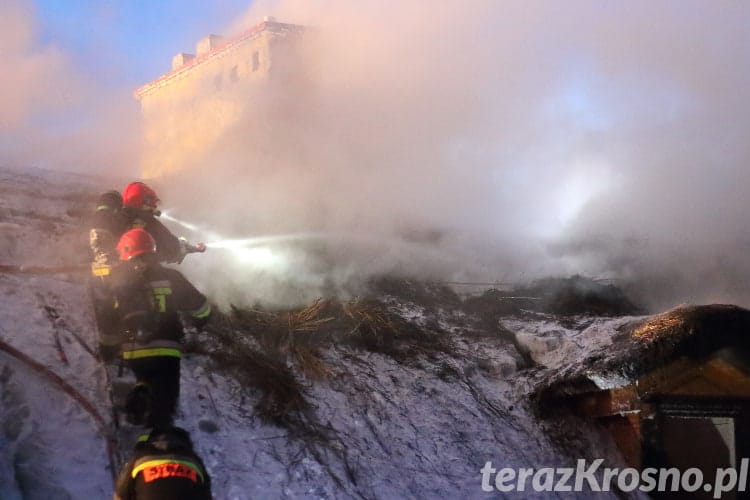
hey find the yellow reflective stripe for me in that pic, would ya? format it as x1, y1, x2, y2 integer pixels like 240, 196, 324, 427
152, 286, 171, 312
122, 348, 182, 359
136, 433, 150, 443
91, 263, 111, 276
192, 301, 211, 319
131, 458, 205, 483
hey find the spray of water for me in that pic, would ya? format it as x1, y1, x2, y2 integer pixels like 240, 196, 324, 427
162, 210, 319, 271
161, 206, 479, 308
163, 210, 326, 257
160, 212, 207, 235
206, 233, 333, 249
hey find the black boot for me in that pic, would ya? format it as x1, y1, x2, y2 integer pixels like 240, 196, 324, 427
98, 343, 120, 364
124, 383, 151, 426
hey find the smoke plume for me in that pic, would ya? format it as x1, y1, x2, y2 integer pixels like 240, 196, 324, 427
10, 0, 750, 311
0, 0, 139, 175
153, 0, 750, 310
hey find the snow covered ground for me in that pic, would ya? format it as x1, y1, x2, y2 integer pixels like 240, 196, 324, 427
502, 314, 642, 371
0, 167, 643, 499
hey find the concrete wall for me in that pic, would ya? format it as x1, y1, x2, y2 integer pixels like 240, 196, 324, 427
136, 24, 304, 179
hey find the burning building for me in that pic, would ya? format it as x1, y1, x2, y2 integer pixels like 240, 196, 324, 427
134, 17, 306, 179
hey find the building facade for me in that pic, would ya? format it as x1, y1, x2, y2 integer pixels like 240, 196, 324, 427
134, 18, 306, 179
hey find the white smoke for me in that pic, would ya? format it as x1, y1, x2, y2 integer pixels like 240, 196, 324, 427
11, 0, 750, 311
154, 0, 750, 309
0, 0, 139, 174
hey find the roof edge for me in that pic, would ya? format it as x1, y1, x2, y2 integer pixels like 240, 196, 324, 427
133, 20, 305, 100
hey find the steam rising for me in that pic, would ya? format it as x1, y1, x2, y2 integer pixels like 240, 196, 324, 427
1, 0, 139, 174
9, 0, 750, 310
153, 0, 750, 310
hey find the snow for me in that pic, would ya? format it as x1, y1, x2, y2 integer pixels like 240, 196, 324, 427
502, 315, 642, 371
0, 273, 112, 498
0, 167, 645, 498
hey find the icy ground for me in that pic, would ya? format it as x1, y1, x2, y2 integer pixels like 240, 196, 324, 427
0, 167, 644, 499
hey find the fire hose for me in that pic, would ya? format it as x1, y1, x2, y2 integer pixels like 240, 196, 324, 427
0, 242, 206, 275
0, 263, 90, 275
0, 337, 119, 483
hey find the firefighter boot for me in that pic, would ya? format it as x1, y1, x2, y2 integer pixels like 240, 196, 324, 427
124, 383, 152, 426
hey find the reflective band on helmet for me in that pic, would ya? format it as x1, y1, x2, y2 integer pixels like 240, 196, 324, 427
122, 348, 182, 359
131, 458, 205, 483
192, 301, 211, 319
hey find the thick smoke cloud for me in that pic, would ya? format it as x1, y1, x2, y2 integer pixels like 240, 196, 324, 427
9, 0, 749, 310
156, 0, 750, 310
0, 0, 139, 175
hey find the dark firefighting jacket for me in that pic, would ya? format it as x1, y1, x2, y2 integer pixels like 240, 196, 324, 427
123, 208, 183, 264
114, 429, 212, 500
111, 258, 211, 360
89, 205, 130, 276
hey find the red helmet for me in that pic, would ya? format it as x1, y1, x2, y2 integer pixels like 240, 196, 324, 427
117, 228, 156, 261
122, 182, 160, 211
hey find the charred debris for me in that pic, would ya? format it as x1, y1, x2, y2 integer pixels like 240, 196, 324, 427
533, 303, 750, 411
191, 275, 642, 432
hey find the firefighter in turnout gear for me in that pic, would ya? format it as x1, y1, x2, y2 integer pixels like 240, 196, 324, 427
89, 190, 130, 362
112, 228, 211, 427
121, 181, 205, 264
114, 426, 212, 500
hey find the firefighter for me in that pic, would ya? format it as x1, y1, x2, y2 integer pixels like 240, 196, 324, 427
121, 181, 205, 264
114, 426, 212, 500
112, 228, 211, 427
88, 190, 130, 362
